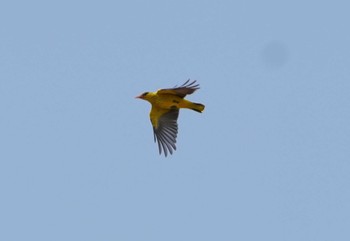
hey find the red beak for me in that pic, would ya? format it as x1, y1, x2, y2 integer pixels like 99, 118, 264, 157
135, 95, 142, 99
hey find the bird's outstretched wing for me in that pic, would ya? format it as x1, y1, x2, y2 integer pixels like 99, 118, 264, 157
157, 79, 200, 98
151, 108, 179, 157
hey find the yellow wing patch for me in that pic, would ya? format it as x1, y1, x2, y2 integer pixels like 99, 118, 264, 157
149, 105, 171, 129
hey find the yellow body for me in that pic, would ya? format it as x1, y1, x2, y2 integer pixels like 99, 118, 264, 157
144, 91, 204, 128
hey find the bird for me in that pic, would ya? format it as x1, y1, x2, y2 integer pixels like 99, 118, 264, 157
136, 79, 205, 157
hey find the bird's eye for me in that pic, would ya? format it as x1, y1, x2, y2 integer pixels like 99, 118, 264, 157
142, 92, 149, 96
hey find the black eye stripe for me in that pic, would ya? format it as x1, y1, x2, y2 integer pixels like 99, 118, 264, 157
142, 92, 149, 96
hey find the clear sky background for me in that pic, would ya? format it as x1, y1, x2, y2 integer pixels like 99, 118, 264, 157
1, 0, 349, 240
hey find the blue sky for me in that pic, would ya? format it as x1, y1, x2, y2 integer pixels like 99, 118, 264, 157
1, 0, 349, 240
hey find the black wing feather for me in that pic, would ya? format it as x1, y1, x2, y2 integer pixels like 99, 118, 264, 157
153, 109, 179, 157
158, 79, 200, 98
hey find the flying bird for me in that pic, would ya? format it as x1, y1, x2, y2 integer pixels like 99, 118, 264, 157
136, 79, 205, 157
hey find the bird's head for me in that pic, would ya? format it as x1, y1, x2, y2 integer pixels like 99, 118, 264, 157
135, 91, 153, 102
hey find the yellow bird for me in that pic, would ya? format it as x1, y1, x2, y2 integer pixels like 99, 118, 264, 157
136, 79, 205, 156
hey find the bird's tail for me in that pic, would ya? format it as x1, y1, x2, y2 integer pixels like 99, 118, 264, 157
189, 102, 205, 113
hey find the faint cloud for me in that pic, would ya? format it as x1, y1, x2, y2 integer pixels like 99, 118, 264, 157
261, 41, 289, 69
